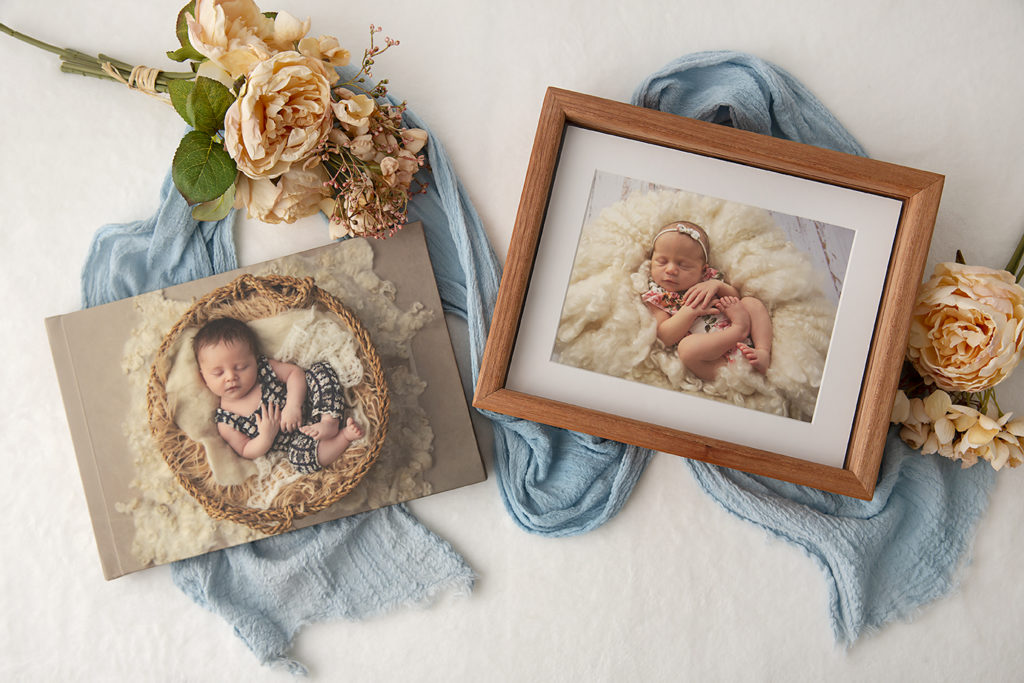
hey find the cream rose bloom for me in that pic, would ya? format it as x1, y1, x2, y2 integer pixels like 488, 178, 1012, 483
234, 164, 330, 224
907, 262, 1024, 391
224, 51, 334, 179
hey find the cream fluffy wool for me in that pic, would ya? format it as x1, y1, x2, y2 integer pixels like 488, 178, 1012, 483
554, 189, 835, 421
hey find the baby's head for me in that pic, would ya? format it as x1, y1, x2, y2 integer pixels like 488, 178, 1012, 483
192, 317, 261, 400
649, 221, 710, 293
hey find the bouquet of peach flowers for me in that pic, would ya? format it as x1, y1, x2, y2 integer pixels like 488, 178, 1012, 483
1, 0, 426, 239
891, 231, 1024, 470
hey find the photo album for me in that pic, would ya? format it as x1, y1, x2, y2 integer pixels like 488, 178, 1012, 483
47, 224, 485, 579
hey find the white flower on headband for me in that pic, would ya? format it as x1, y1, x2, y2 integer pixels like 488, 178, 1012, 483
653, 223, 708, 261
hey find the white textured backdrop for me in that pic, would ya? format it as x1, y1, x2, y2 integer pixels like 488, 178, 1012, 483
1, 0, 1022, 680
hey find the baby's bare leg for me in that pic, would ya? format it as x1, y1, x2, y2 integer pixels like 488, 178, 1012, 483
676, 297, 751, 381
735, 297, 772, 374
677, 353, 728, 382
315, 418, 365, 467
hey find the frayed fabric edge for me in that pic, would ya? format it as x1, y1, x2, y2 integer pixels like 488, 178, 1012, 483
266, 567, 477, 677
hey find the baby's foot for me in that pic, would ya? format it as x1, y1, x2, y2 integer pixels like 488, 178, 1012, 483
342, 417, 365, 442
299, 415, 340, 441
737, 342, 771, 374
717, 296, 751, 337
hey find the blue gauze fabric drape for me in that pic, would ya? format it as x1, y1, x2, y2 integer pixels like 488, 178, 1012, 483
81, 173, 474, 676
401, 106, 653, 537
632, 51, 998, 643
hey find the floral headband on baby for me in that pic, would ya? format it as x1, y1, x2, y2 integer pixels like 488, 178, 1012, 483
652, 222, 709, 261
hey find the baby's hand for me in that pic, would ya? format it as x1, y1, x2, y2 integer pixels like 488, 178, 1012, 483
280, 402, 303, 433
255, 401, 282, 439
670, 301, 719, 320
696, 305, 721, 316
682, 280, 721, 310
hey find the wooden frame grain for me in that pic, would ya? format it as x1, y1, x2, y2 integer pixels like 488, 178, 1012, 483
474, 87, 943, 499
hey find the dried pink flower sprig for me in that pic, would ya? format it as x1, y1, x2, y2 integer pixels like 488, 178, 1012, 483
316, 29, 430, 240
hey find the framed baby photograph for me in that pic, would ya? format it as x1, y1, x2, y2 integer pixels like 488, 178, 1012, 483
473, 88, 944, 499
47, 224, 486, 579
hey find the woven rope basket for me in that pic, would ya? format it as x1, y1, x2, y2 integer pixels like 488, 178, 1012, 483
146, 274, 390, 535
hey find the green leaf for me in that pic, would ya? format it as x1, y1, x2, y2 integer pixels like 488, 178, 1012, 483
187, 76, 235, 135
167, 1, 206, 63
191, 183, 236, 222
172, 131, 237, 205
168, 79, 195, 126
1004, 225, 1024, 276
166, 45, 205, 63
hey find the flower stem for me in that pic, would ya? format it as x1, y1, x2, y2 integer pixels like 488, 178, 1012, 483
0, 22, 67, 57
1005, 226, 1024, 282
990, 389, 1003, 417
0, 22, 193, 94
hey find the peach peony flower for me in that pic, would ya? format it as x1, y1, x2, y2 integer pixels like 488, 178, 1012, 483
379, 157, 401, 187
264, 12, 312, 53
907, 262, 1024, 392
347, 134, 377, 162
890, 389, 911, 423
195, 59, 236, 88
392, 150, 421, 186
224, 51, 334, 179
186, 0, 313, 79
891, 388, 1024, 470
234, 164, 330, 224
186, 0, 275, 79
899, 421, 932, 450
401, 128, 429, 155
298, 35, 351, 67
332, 90, 377, 130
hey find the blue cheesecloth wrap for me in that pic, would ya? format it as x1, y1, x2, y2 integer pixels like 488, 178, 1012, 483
77, 49, 997, 671
631, 51, 998, 643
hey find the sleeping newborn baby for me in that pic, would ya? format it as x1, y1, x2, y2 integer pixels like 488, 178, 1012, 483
193, 316, 365, 473
641, 221, 773, 382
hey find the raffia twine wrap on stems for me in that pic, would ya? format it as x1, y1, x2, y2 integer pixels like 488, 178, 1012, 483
146, 273, 390, 536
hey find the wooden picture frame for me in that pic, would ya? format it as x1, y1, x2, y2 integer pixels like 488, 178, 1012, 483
474, 87, 943, 499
